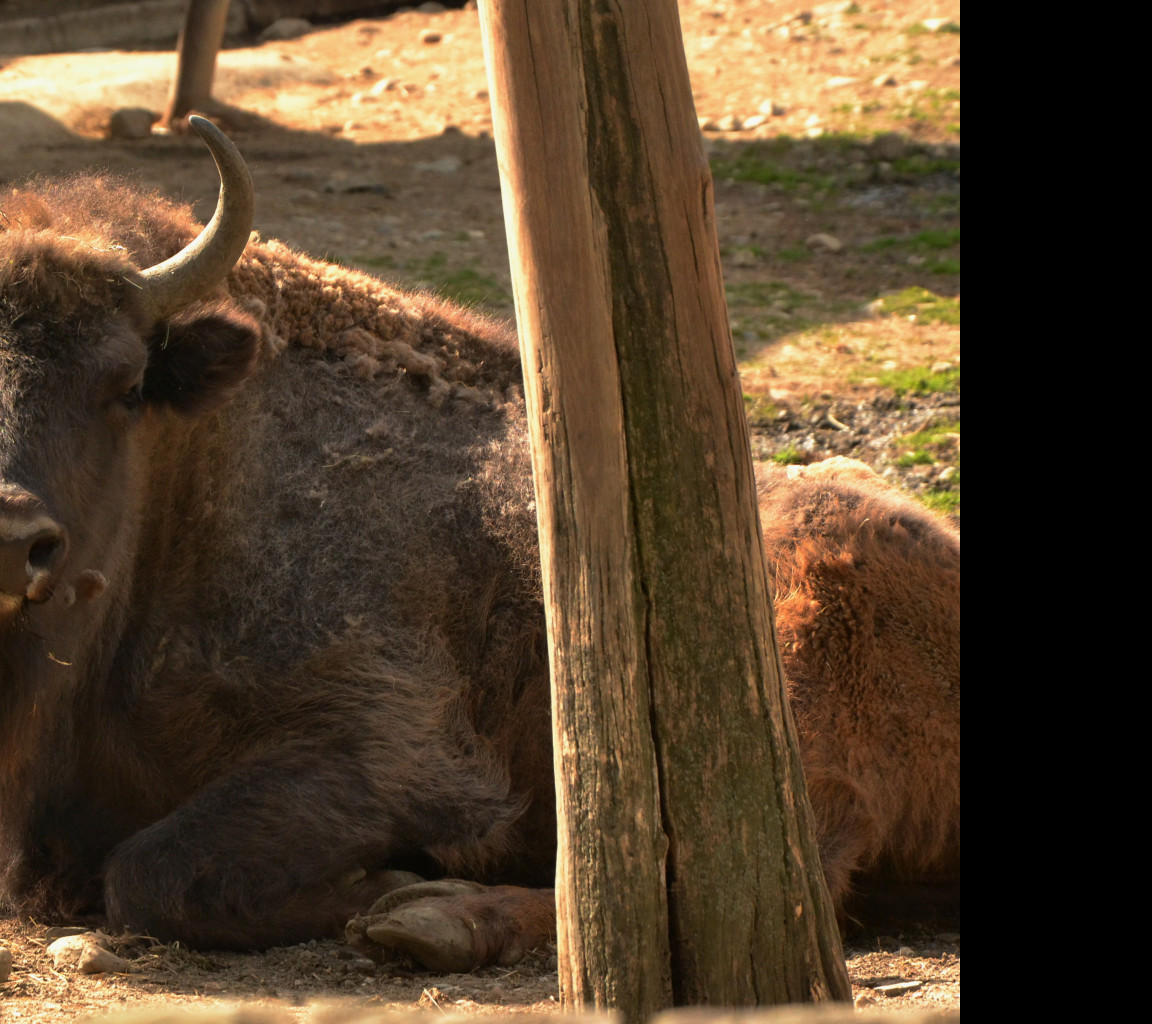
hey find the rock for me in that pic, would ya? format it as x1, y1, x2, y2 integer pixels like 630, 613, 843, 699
931, 361, 954, 374
47, 932, 132, 975
876, 980, 923, 996
870, 132, 907, 162
715, 113, 743, 131
921, 18, 955, 31
419, 29, 443, 44
742, 114, 769, 130
370, 77, 400, 95
108, 107, 155, 140
824, 76, 857, 89
414, 156, 462, 174
0, 946, 12, 983
936, 466, 957, 484
872, 72, 898, 87
806, 233, 844, 253
257, 18, 313, 43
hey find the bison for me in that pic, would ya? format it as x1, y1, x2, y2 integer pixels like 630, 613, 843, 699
0, 119, 959, 968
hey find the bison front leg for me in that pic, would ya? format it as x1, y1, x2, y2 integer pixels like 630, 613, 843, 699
102, 748, 513, 950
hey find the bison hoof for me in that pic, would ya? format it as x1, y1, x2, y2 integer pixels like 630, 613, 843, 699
347, 880, 552, 973
366, 901, 480, 973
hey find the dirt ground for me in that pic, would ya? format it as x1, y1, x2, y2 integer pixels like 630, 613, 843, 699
0, 1, 960, 1019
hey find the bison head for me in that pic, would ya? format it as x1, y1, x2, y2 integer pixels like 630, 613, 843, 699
0, 118, 259, 633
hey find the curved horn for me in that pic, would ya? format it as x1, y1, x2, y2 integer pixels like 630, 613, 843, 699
136, 115, 254, 321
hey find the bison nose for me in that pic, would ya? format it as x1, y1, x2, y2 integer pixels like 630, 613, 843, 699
0, 513, 70, 604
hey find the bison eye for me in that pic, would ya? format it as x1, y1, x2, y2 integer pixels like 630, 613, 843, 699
118, 383, 144, 412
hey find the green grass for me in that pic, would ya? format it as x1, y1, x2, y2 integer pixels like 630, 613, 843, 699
921, 488, 960, 515
871, 364, 960, 395
353, 252, 511, 309
709, 139, 840, 193
771, 443, 806, 465
874, 286, 960, 325
861, 228, 960, 252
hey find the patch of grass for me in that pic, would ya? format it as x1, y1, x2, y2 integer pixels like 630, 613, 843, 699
778, 245, 811, 263
862, 227, 960, 252
354, 252, 510, 309
920, 488, 960, 515
927, 257, 961, 275
772, 443, 806, 465
894, 449, 935, 467
872, 364, 960, 395
742, 393, 779, 424
891, 154, 960, 175
874, 286, 960, 325
709, 140, 839, 193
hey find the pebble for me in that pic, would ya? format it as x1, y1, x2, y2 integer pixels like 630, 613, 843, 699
742, 114, 769, 130
0, 946, 12, 983
931, 361, 954, 374
824, 76, 858, 89
936, 466, 957, 484
47, 932, 132, 975
414, 156, 463, 174
420, 29, 443, 44
806, 233, 844, 253
715, 113, 743, 131
258, 18, 313, 43
872, 72, 898, 87
108, 107, 155, 140
371, 77, 400, 95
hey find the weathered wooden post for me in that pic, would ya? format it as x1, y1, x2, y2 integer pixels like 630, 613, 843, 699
477, 2, 851, 1021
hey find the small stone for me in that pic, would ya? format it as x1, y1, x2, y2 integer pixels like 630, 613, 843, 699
935, 466, 957, 484
715, 113, 743, 131
876, 980, 923, 996
0, 946, 12, 983
47, 932, 132, 975
419, 29, 443, 44
370, 77, 400, 95
920, 18, 953, 31
742, 113, 769, 129
931, 361, 954, 374
806, 233, 843, 253
414, 156, 463, 174
757, 99, 787, 116
108, 108, 156, 140
257, 18, 313, 43
824, 76, 858, 89
872, 72, 898, 87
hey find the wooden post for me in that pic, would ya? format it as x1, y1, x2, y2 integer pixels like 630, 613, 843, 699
478, 2, 851, 1021
160, 0, 231, 129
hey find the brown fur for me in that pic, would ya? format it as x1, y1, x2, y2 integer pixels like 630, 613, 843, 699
0, 179, 958, 952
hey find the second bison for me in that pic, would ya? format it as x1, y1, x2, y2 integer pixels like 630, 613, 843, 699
0, 121, 958, 966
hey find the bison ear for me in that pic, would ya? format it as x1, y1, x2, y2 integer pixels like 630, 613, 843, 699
143, 306, 261, 416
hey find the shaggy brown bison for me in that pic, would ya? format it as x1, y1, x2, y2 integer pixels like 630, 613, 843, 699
0, 119, 959, 967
